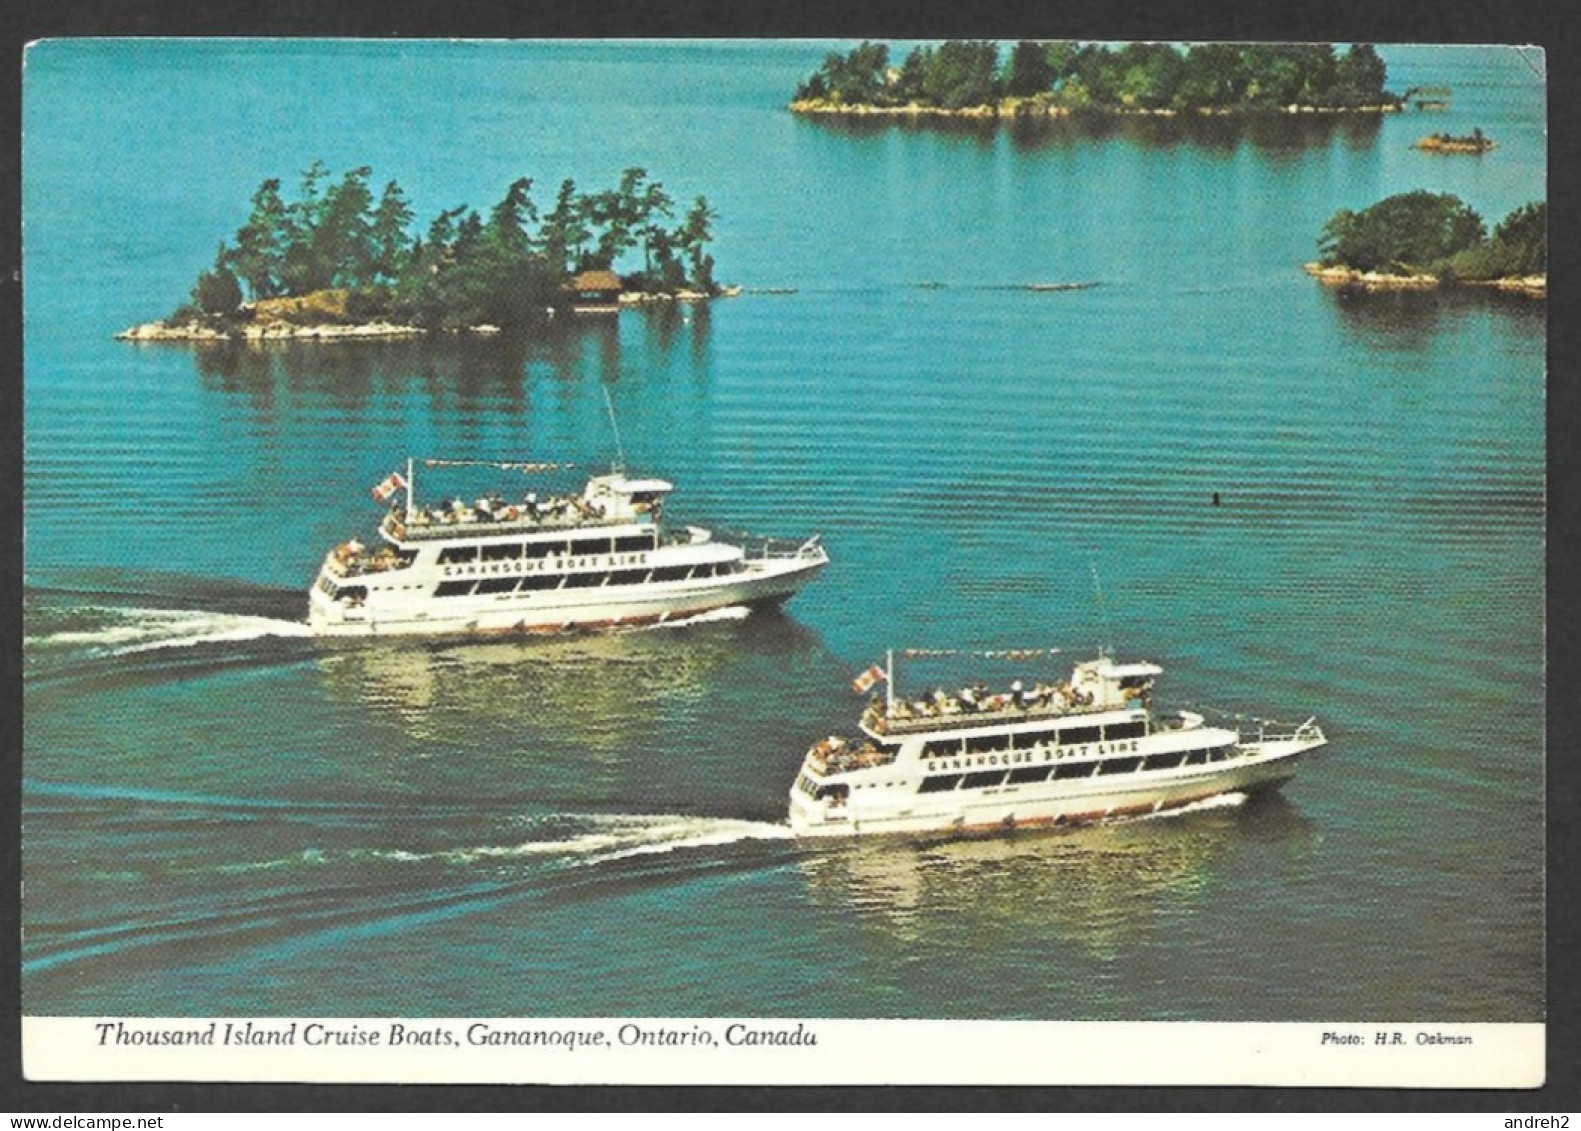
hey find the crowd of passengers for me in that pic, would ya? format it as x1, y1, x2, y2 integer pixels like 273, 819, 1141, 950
399, 492, 655, 528
330, 539, 407, 574
863, 679, 1126, 729
808, 735, 891, 773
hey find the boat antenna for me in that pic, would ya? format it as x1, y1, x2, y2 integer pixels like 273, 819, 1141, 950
1090, 560, 1112, 659
886, 648, 895, 715
602, 384, 627, 474
406, 457, 415, 523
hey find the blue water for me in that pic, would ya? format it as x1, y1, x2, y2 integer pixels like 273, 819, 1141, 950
22, 41, 1545, 1020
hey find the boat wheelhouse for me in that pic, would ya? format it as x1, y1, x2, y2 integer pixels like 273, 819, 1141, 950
788, 649, 1325, 838
309, 459, 828, 636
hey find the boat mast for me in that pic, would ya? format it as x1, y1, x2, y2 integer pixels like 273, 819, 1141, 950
1090, 561, 1111, 659
405, 457, 414, 523
602, 385, 627, 475
885, 648, 895, 714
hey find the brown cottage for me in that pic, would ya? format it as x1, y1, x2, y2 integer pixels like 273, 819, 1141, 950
568, 269, 623, 313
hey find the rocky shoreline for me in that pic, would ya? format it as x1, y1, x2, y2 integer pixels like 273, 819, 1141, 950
116, 286, 743, 342
116, 319, 431, 342
1304, 262, 1545, 297
789, 97, 1403, 121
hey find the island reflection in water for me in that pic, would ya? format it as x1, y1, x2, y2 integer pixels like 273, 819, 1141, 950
807, 109, 1384, 154
175, 303, 713, 415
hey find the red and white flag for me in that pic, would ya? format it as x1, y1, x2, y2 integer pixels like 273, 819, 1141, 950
371, 471, 408, 502
851, 664, 886, 694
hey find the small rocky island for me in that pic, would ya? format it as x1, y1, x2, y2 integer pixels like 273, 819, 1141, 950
1306, 191, 1544, 296
1413, 128, 1496, 154
790, 41, 1403, 122
119, 163, 730, 342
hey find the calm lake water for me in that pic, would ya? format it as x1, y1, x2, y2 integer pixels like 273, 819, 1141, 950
22, 41, 1545, 1021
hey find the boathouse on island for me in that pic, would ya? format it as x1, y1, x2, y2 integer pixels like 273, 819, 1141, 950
568, 269, 623, 313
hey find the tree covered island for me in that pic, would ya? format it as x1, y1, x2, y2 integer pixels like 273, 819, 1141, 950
790, 41, 1400, 119
120, 163, 729, 341
1306, 192, 1545, 296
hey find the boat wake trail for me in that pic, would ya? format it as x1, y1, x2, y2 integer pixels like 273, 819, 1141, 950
639, 605, 752, 631
22, 804, 796, 982
366, 812, 794, 868
27, 606, 312, 659
1138, 791, 1248, 821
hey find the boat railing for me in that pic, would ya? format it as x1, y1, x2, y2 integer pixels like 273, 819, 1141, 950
1252, 717, 1326, 745
757, 534, 826, 561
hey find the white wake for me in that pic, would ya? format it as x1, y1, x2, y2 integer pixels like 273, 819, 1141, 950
27, 606, 312, 657
368, 813, 792, 868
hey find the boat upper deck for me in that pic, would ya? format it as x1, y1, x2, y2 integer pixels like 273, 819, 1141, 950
381, 500, 653, 543
862, 690, 1141, 738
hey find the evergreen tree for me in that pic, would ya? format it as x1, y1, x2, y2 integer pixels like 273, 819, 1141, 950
678, 196, 718, 291
1004, 41, 1055, 98
367, 180, 415, 285
222, 178, 290, 299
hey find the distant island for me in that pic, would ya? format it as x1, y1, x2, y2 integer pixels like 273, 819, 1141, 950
119, 163, 730, 342
790, 41, 1402, 121
1413, 127, 1496, 154
1305, 191, 1545, 296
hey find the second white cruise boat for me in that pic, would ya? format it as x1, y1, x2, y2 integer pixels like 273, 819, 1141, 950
309, 458, 828, 636
789, 649, 1325, 838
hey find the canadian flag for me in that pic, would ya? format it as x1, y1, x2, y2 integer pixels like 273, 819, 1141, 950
371, 471, 408, 502
851, 664, 886, 694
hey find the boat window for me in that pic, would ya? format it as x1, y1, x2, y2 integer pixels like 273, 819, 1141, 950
1184, 749, 1209, 766
922, 739, 962, 758
917, 775, 962, 793
435, 580, 475, 597
1098, 756, 1143, 775
570, 537, 611, 557
336, 585, 368, 602
614, 533, 656, 553
1052, 761, 1096, 780
518, 575, 562, 591
608, 569, 650, 586
964, 734, 1008, 755
476, 577, 518, 594
481, 543, 523, 561
961, 770, 1007, 790
562, 572, 608, 589
1061, 726, 1100, 746
1140, 753, 1183, 772
1104, 720, 1146, 742
813, 783, 849, 802
1011, 730, 1050, 750
438, 546, 479, 564
524, 540, 569, 559
650, 565, 690, 583
1210, 745, 1234, 762
1007, 765, 1052, 785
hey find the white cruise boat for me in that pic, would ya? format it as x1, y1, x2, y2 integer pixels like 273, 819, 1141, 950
308, 459, 828, 636
788, 650, 1325, 838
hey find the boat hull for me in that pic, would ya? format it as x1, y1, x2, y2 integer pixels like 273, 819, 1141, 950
788, 734, 1322, 840
309, 554, 825, 637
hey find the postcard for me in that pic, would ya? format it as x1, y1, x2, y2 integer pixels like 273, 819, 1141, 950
20, 38, 1547, 1088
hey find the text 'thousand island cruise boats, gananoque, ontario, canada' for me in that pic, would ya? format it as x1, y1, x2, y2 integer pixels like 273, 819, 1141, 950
309, 458, 829, 636
789, 649, 1326, 838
